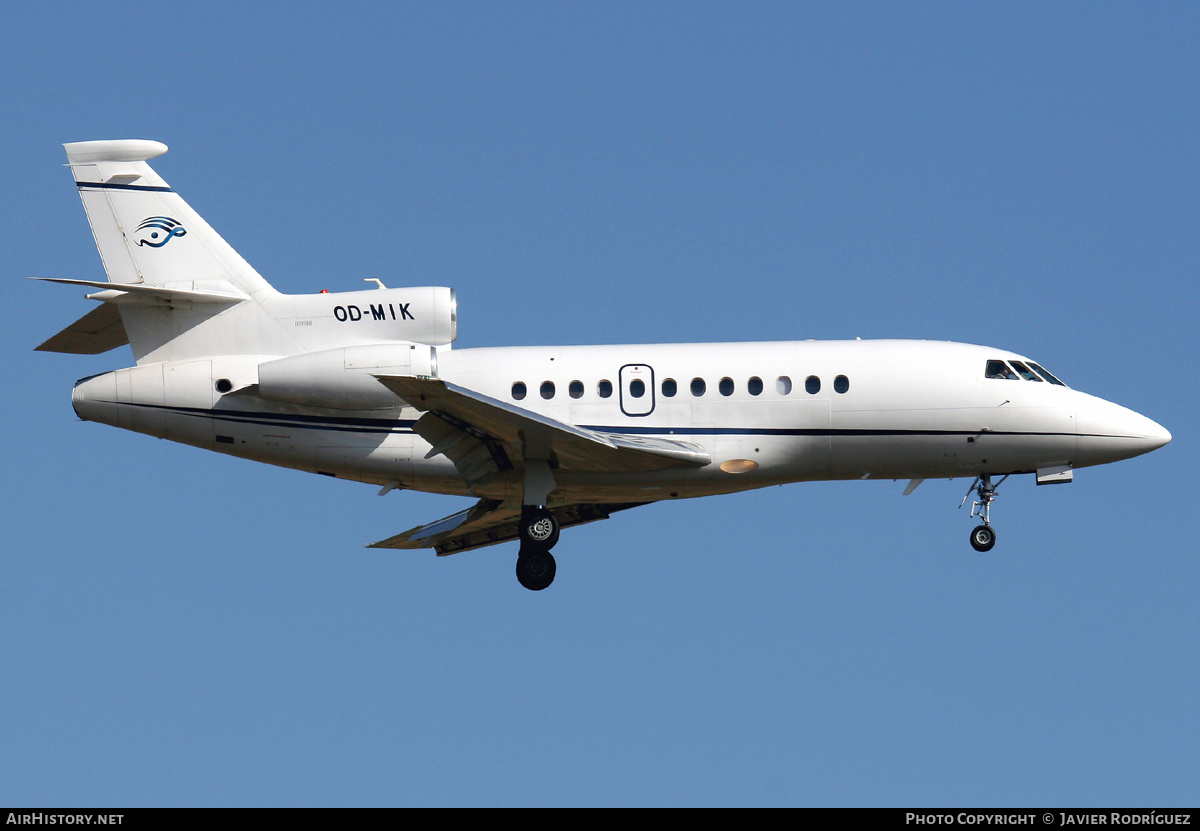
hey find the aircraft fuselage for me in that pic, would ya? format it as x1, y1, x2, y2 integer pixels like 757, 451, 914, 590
70, 338, 1168, 506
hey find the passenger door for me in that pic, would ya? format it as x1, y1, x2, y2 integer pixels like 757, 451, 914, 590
619, 364, 655, 417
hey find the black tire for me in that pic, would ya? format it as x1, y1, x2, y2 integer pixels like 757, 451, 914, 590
970, 524, 996, 552
516, 548, 557, 591
519, 507, 560, 550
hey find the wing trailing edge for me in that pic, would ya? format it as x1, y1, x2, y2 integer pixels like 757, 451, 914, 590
368, 498, 649, 555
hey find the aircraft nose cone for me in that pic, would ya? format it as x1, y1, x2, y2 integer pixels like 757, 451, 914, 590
1113, 410, 1171, 455
1077, 396, 1170, 466
1144, 418, 1172, 452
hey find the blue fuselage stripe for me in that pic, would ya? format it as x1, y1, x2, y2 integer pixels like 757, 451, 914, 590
107, 401, 417, 434
100, 402, 1098, 440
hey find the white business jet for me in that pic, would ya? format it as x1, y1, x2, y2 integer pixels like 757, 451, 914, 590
38, 140, 1170, 590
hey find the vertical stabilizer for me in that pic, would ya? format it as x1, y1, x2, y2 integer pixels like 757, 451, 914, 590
61, 140, 298, 363
64, 140, 274, 298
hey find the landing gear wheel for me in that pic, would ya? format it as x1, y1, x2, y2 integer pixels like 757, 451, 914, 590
516, 548, 557, 591
519, 507, 559, 549
970, 524, 996, 552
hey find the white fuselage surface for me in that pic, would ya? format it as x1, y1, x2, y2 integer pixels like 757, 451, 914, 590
70, 338, 1167, 502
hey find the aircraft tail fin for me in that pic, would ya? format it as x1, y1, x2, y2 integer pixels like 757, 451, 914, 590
63, 140, 274, 298
57, 140, 294, 363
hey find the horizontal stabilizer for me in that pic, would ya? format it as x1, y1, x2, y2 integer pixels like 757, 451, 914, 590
369, 498, 649, 555
36, 303, 128, 354
32, 277, 247, 304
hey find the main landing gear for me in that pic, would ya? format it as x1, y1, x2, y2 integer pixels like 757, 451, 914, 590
961, 473, 1008, 552
516, 506, 560, 591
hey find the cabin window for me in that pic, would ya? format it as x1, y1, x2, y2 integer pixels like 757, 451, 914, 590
1029, 362, 1066, 386
805, 376, 820, 394
540, 381, 556, 399
985, 360, 1018, 380
512, 382, 527, 400
719, 377, 735, 396
569, 380, 584, 399
1009, 361, 1041, 382
691, 378, 706, 397
662, 378, 677, 397
776, 376, 792, 395
598, 379, 613, 398
629, 379, 646, 398
834, 375, 849, 394
748, 377, 763, 396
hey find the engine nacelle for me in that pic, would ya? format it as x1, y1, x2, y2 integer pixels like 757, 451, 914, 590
284, 286, 457, 347
258, 343, 436, 410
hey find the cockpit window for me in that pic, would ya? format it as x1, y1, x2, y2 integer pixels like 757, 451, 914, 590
1009, 360, 1041, 382
985, 360, 1018, 380
1029, 362, 1066, 386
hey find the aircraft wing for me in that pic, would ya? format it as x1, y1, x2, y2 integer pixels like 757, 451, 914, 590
369, 497, 649, 555
373, 375, 709, 489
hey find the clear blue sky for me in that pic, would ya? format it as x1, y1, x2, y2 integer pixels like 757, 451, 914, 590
2, 1, 1196, 807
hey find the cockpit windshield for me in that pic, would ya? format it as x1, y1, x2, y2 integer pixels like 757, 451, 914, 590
985, 360, 1018, 380
985, 359, 1067, 386
1028, 362, 1066, 386
1009, 360, 1041, 382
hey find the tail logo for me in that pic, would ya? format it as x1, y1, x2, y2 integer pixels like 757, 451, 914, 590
134, 216, 187, 247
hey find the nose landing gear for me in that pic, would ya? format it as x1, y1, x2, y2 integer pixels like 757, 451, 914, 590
960, 474, 1008, 552
970, 524, 996, 552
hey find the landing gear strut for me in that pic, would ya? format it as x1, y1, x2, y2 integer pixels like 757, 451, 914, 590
961, 473, 1008, 552
516, 505, 560, 591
